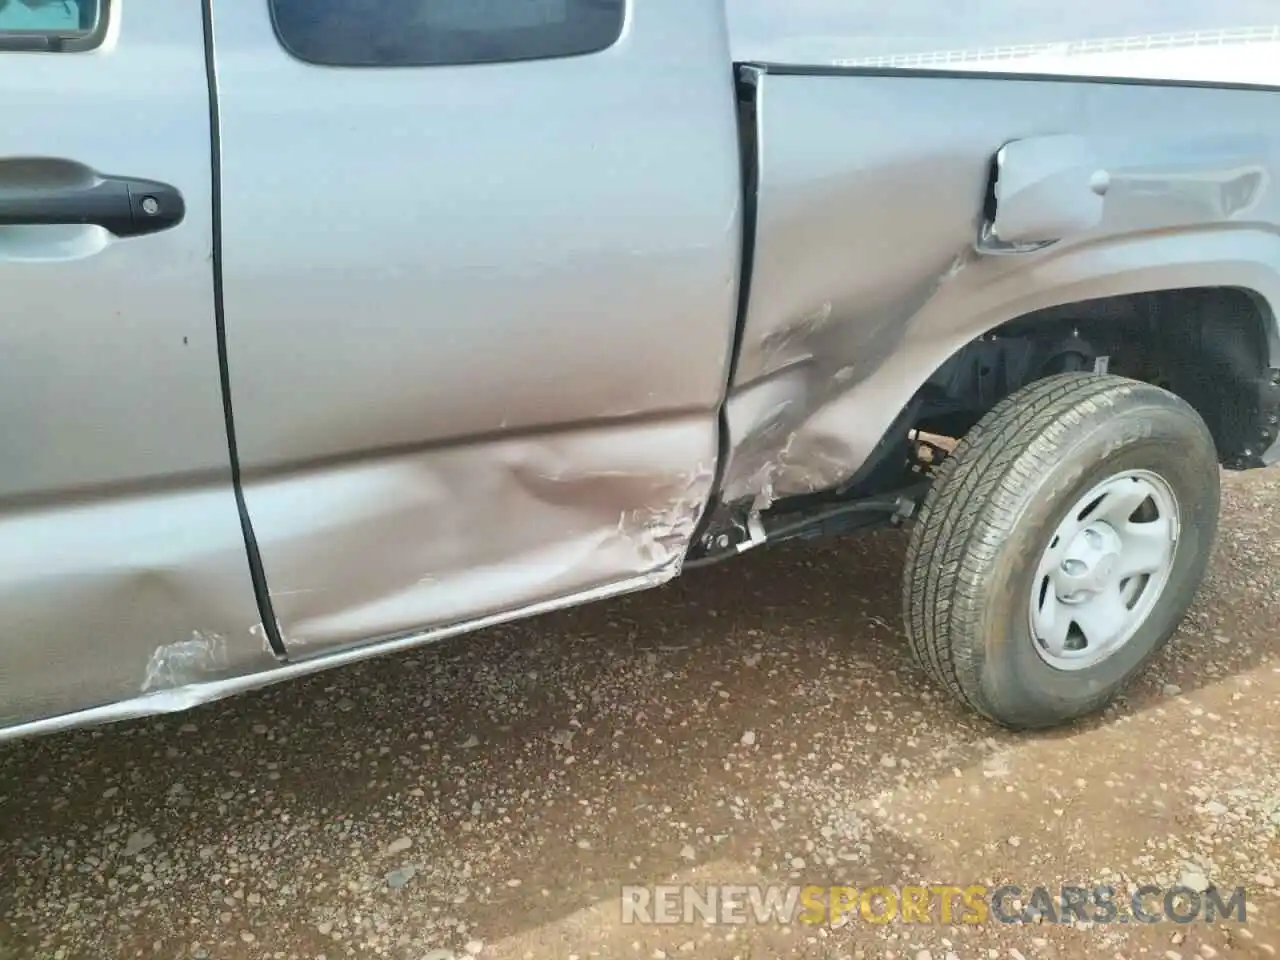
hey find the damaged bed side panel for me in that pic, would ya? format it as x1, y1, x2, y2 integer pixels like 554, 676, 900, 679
722, 71, 1280, 506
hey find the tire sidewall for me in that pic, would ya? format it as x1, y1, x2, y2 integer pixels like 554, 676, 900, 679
969, 399, 1220, 726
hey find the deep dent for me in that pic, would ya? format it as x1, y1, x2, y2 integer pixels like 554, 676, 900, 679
238, 414, 718, 653
2, 429, 715, 742
0, 479, 277, 733
722, 254, 969, 507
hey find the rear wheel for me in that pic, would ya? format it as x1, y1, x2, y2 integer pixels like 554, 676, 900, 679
902, 372, 1220, 729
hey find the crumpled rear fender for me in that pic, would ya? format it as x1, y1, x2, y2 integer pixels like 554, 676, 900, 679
720, 65, 1280, 508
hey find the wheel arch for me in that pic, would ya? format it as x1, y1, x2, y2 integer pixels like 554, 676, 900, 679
837, 228, 1280, 496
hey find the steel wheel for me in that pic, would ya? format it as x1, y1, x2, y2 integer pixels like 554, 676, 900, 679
1029, 469, 1180, 671
903, 372, 1220, 729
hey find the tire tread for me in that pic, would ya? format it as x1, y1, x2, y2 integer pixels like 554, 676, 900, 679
902, 372, 1188, 723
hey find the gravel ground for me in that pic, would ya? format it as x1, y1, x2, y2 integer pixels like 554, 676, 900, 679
3, 468, 1280, 960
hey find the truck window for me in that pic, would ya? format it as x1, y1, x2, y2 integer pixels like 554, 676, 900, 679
269, 0, 626, 68
0, 0, 101, 49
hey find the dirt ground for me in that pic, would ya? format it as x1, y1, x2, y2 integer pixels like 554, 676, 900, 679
2, 468, 1280, 960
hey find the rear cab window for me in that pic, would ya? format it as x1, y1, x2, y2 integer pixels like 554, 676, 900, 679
0, 0, 104, 51
268, 0, 626, 68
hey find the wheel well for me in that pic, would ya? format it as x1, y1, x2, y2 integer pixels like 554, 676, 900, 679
914, 287, 1280, 469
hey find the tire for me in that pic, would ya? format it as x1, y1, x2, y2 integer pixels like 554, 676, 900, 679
902, 372, 1220, 730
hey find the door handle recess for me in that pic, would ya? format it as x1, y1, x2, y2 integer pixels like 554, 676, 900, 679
0, 174, 185, 238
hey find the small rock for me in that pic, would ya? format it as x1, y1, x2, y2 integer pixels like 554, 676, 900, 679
790, 857, 806, 869
1164, 952, 1183, 960
386, 866, 417, 889
1179, 866, 1210, 893
460, 735, 481, 749
317, 922, 333, 936
1008, 837, 1022, 848
916, 952, 933, 960
1256, 874, 1276, 888
102, 787, 119, 799
1162, 683, 1183, 696
464, 941, 484, 956
1203, 801, 1228, 817
239, 932, 255, 944
122, 830, 156, 857
385, 836, 413, 856
679, 844, 697, 861
740, 730, 756, 746
880, 756, 898, 769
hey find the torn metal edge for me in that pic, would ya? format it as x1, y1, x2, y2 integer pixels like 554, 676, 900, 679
141, 631, 231, 693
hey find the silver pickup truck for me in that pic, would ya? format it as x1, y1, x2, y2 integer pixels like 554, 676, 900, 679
5, 0, 1280, 740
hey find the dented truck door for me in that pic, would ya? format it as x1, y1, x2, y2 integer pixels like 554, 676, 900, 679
0, 0, 278, 733
208, 0, 743, 655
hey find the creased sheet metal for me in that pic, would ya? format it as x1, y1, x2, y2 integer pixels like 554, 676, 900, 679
721, 71, 1280, 508
241, 414, 717, 656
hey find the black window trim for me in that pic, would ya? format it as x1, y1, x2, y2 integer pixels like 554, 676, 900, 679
267, 0, 627, 70
0, 0, 109, 52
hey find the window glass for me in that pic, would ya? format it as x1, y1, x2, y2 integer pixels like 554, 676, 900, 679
0, 0, 95, 33
269, 0, 626, 68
